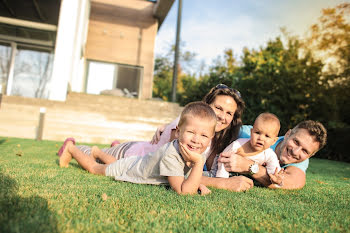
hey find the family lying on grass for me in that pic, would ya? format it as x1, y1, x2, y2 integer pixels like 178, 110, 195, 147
58, 84, 327, 194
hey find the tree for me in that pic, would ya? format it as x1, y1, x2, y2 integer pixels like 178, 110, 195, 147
152, 45, 197, 101
152, 56, 173, 101
237, 36, 326, 132
305, 3, 350, 126
177, 49, 241, 106
307, 3, 350, 75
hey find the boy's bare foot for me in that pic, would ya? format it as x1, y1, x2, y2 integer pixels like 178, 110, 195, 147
91, 146, 99, 161
59, 141, 73, 167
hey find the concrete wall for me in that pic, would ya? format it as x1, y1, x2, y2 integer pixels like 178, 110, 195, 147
0, 93, 182, 144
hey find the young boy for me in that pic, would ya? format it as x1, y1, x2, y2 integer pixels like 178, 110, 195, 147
215, 112, 281, 182
59, 101, 217, 195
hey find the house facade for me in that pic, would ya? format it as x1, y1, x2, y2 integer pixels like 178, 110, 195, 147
0, 0, 174, 101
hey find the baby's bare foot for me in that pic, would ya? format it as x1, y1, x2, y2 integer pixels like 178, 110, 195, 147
59, 141, 73, 167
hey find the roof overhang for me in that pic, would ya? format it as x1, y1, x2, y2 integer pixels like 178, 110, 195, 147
0, 0, 60, 49
153, 0, 174, 29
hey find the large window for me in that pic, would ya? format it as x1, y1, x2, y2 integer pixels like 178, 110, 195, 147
12, 47, 54, 98
86, 60, 143, 97
0, 43, 11, 94
0, 42, 54, 99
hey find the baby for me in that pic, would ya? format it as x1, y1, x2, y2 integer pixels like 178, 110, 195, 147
59, 101, 217, 195
216, 112, 281, 179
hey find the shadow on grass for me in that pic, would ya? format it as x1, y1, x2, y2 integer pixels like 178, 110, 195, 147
0, 171, 58, 233
0, 139, 6, 145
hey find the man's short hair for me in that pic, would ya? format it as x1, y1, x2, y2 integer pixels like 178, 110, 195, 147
291, 120, 327, 151
178, 101, 217, 130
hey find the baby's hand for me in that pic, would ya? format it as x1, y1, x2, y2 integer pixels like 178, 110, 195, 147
269, 167, 285, 187
198, 184, 211, 196
179, 142, 203, 165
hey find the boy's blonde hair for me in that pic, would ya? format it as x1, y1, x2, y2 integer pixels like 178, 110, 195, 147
178, 101, 217, 133
254, 112, 281, 136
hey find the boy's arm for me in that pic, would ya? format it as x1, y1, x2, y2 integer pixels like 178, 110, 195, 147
168, 142, 206, 195
168, 160, 205, 195
219, 152, 306, 189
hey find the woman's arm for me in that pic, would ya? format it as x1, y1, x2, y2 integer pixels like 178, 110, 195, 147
200, 175, 253, 191
150, 124, 166, 144
150, 117, 180, 144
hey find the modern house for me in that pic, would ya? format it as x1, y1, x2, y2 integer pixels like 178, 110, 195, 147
0, 0, 174, 101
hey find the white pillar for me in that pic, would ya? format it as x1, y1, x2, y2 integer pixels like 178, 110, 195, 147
70, 0, 90, 93
6, 42, 16, 95
49, 0, 89, 101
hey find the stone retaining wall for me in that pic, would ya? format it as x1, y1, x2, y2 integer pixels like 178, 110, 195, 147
0, 92, 183, 144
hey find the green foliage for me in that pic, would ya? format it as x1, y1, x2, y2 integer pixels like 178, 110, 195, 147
308, 3, 350, 72
177, 49, 240, 106
152, 56, 173, 101
237, 37, 329, 132
153, 3, 349, 161
305, 3, 350, 126
152, 44, 197, 101
0, 137, 350, 232
176, 74, 197, 105
317, 127, 350, 163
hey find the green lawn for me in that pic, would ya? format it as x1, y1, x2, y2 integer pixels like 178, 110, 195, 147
0, 137, 349, 233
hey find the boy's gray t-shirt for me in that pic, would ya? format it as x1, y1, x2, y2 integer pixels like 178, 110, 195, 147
105, 140, 206, 185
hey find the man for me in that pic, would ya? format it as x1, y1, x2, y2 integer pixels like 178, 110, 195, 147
201, 120, 327, 190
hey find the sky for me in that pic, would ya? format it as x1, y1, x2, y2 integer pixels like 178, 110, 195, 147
154, 0, 346, 69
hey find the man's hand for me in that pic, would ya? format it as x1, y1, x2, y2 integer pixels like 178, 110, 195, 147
218, 152, 253, 173
179, 142, 203, 166
150, 124, 166, 144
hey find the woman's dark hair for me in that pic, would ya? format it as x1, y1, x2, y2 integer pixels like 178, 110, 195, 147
202, 84, 245, 156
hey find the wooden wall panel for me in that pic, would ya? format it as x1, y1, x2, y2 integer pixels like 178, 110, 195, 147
85, 0, 159, 99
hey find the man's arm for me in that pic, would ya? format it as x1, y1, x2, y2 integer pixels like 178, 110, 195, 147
218, 152, 306, 189
250, 165, 306, 189
200, 175, 253, 192
274, 166, 306, 189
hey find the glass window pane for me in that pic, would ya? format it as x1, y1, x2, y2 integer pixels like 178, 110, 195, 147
0, 44, 11, 93
11, 49, 54, 99
116, 65, 142, 97
86, 61, 115, 95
